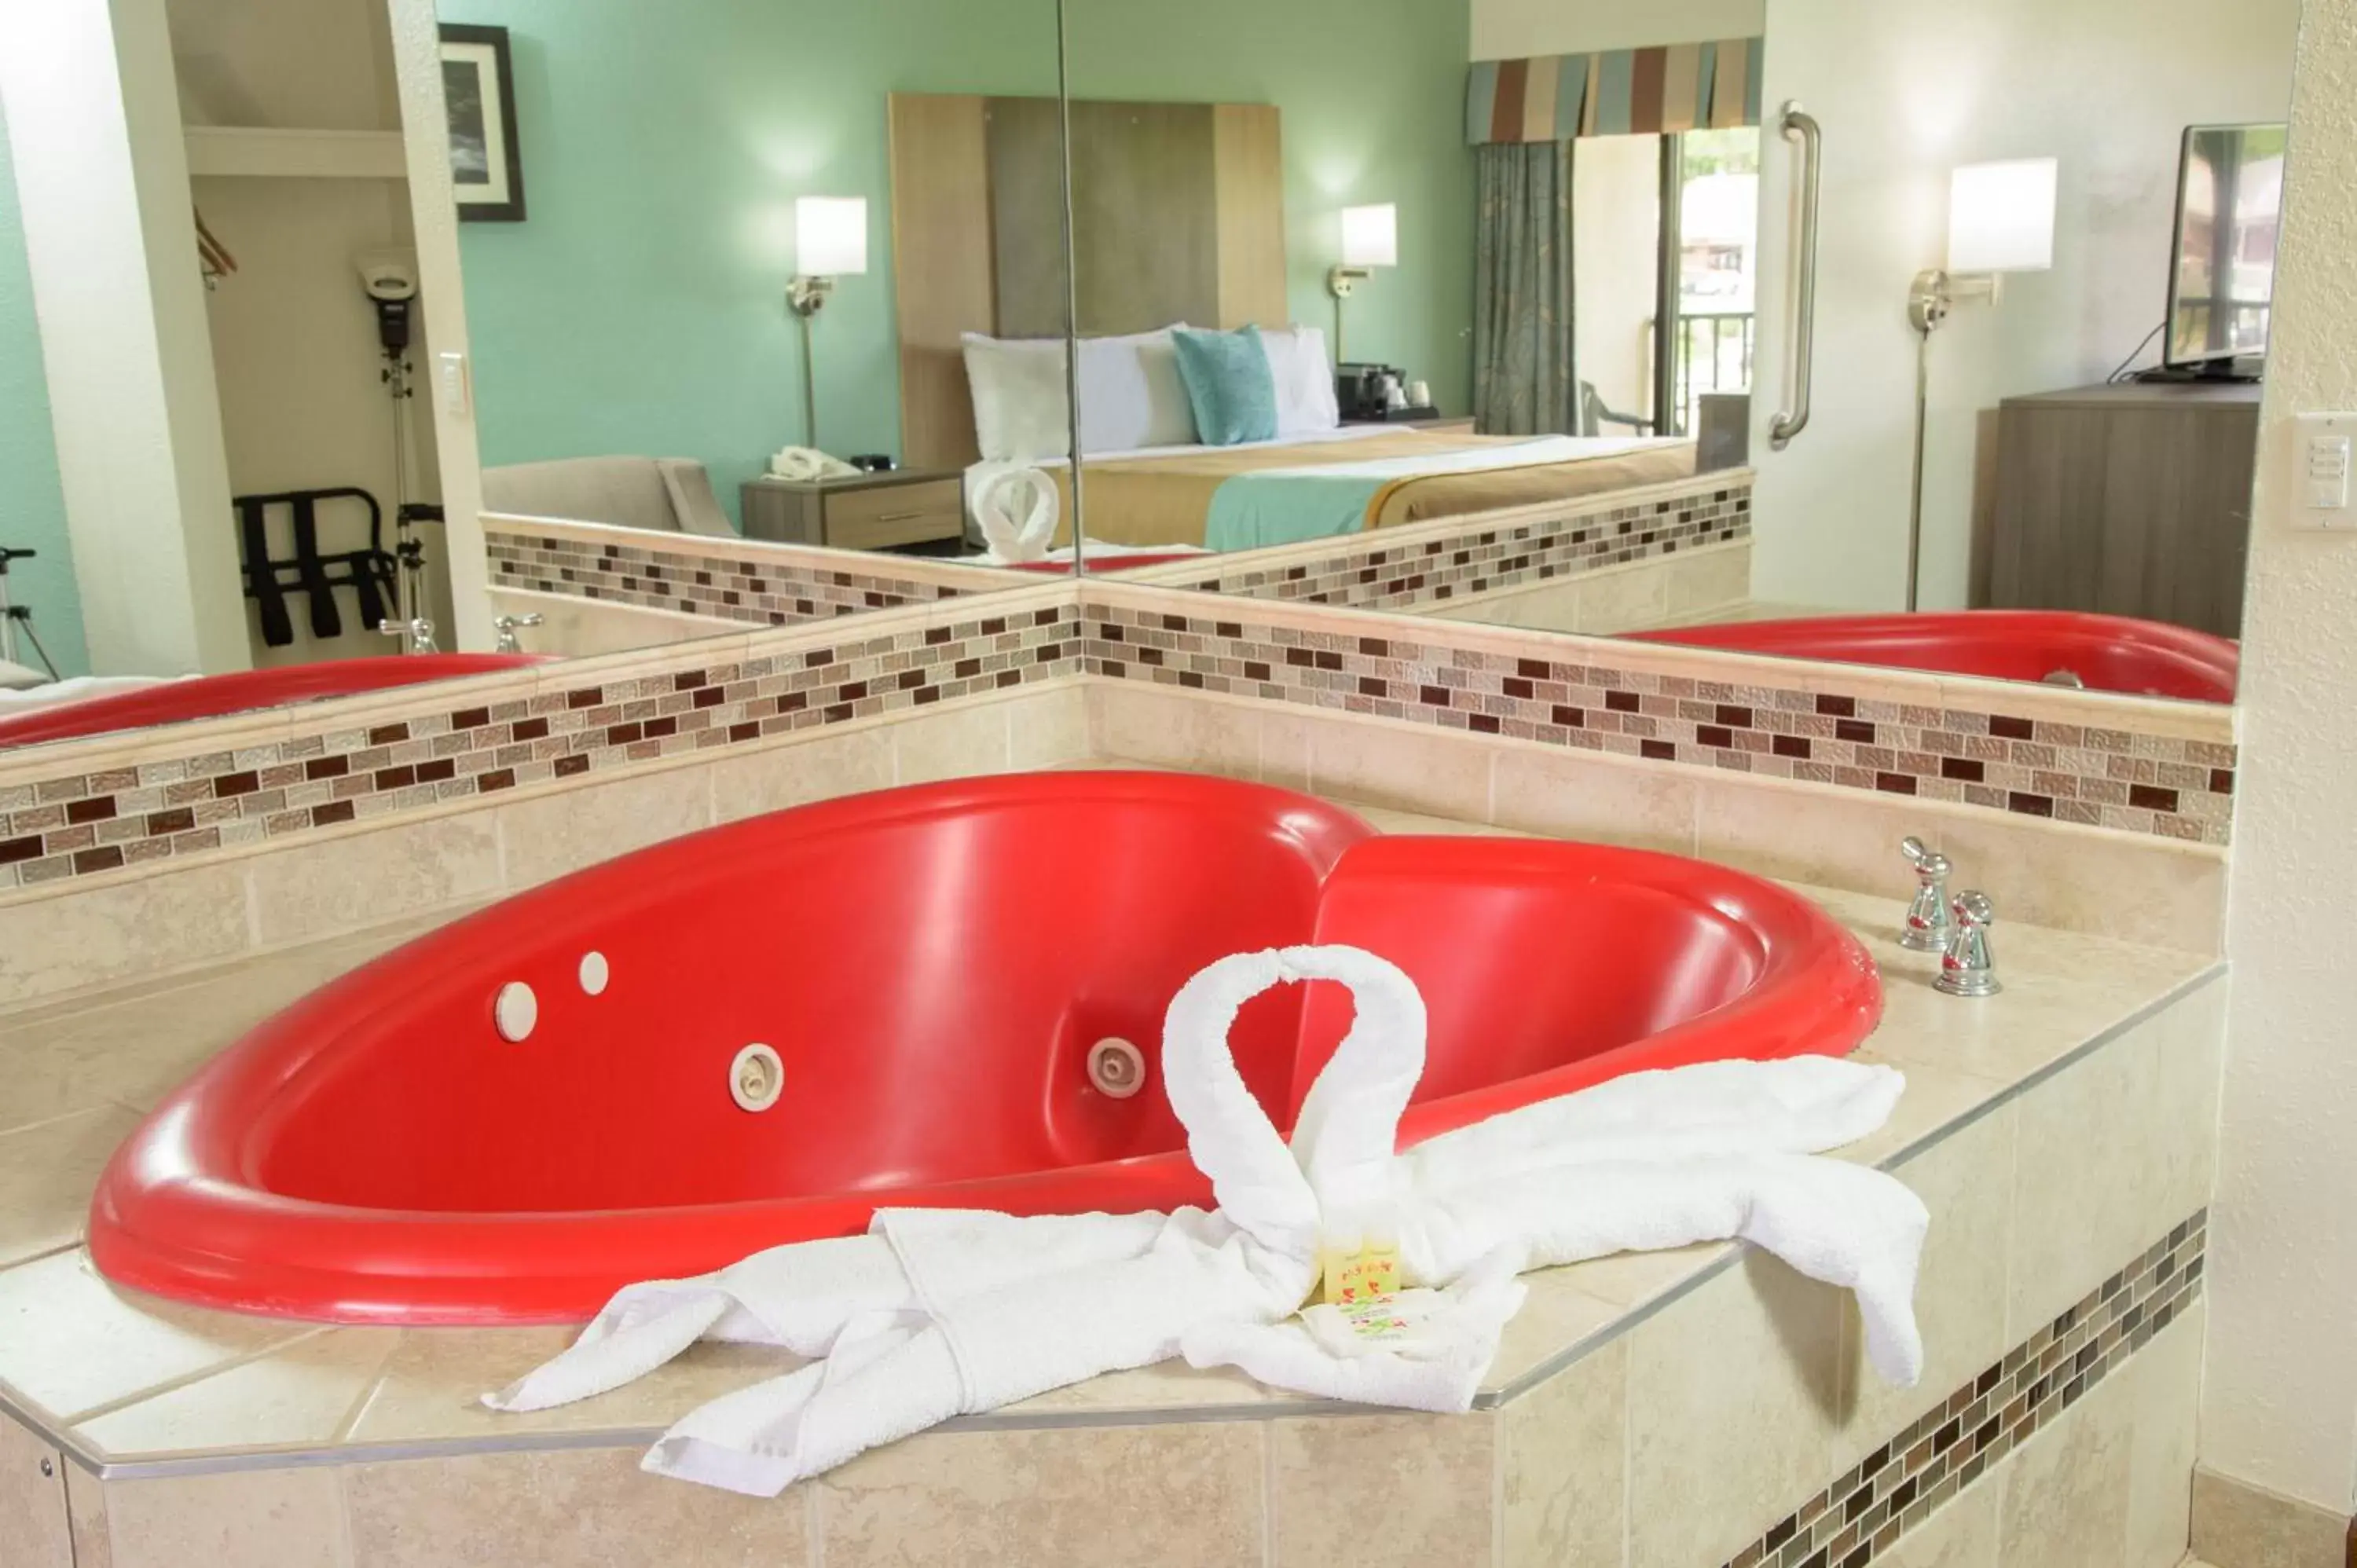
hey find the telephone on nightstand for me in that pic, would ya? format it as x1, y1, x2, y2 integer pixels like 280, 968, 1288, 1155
768, 446, 858, 482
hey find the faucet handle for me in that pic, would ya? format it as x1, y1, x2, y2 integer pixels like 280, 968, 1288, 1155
492, 613, 544, 654
1935, 891, 2000, 998
1899, 837, 1955, 951
1901, 836, 1951, 878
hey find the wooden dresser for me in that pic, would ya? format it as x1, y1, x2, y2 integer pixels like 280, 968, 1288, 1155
740, 468, 966, 552
1985, 381, 2258, 637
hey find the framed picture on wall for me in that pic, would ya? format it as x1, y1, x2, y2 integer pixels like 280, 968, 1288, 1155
438, 24, 526, 222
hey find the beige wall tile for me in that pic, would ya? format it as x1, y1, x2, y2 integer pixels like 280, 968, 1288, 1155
891, 702, 1013, 786
1087, 683, 1261, 779
0, 1413, 74, 1568
1260, 710, 1312, 789
65, 1464, 111, 1568
2008, 980, 2226, 1338
0, 863, 250, 1010
1431, 581, 1585, 634
1006, 683, 1091, 769
1667, 541, 1755, 616
1305, 714, 1491, 820
2126, 1303, 2205, 1568
1626, 1251, 1845, 1568
1501, 1338, 1626, 1568
1877, 1477, 2000, 1568
79, 1329, 398, 1459
818, 1422, 1260, 1568
0, 1105, 141, 1266
1838, 1101, 2018, 1472
247, 815, 500, 947
2190, 1466, 2348, 1568
102, 1469, 347, 1568
1486, 1270, 1633, 1392
489, 588, 735, 657
343, 1448, 808, 1568
1994, 1335, 2136, 1568
1936, 815, 2227, 955
1270, 1410, 1494, 1568
1576, 559, 1674, 634
1695, 776, 1938, 899
344, 1326, 792, 1445
496, 767, 713, 890
1489, 744, 1699, 855
0, 1251, 317, 1423
706, 727, 894, 825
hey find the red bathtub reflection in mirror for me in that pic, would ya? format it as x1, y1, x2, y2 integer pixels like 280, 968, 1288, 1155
0, 654, 549, 749
89, 772, 1881, 1325
1624, 612, 2237, 703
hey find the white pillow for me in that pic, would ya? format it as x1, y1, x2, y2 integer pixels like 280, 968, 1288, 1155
964, 327, 1201, 459
962, 334, 1072, 463
1077, 327, 1197, 451
1259, 324, 1342, 437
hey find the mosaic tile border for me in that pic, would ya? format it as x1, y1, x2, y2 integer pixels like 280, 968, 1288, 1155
1726, 1211, 2206, 1568
1081, 598, 2236, 845
1134, 473, 1750, 613
0, 603, 1081, 895
482, 520, 1014, 630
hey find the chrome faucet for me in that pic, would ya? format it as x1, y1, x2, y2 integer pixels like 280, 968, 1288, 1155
493, 612, 544, 654
1935, 892, 2000, 997
1899, 837, 1954, 952
378, 616, 438, 656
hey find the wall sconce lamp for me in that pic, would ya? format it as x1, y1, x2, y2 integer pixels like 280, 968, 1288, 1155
1903, 159, 2057, 611
1326, 203, 1397, 361
787, 196, 869, 451
1908, 159, 2058, 332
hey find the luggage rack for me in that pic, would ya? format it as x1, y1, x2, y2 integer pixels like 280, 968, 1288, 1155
233, 486, 398, 648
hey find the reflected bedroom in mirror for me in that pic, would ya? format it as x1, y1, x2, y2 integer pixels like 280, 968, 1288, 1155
0, 0, 1070, 760
0, 0, 2297, 768
1047, 0, 2292, 709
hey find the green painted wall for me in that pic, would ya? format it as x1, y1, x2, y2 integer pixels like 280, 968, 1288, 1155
0, 108, 88, 677
444, 0, 1474, 521
441, 0, 1065, 521
1068, 0, 1476, 416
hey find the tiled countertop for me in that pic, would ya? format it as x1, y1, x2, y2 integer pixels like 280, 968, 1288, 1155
0, 793, 2221, 1478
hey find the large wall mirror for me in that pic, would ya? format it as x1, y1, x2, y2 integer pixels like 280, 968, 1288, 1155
1047, 0, 2293, 709
0, 0, 1075, 760
0, 0, 2297, 771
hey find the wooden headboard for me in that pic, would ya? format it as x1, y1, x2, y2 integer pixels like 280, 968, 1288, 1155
889, 93, 1288, 471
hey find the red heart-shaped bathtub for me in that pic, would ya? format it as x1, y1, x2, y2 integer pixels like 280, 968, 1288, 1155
88, 771, 1881, 1324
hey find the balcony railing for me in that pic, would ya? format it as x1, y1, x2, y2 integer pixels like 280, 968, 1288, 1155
1670, 309, 1754, 437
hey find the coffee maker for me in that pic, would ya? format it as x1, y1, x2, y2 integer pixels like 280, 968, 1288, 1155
1336, 361, 1437, 423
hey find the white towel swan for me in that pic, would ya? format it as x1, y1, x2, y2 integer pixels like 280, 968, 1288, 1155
486, 947, 1929, 1496
967, 462, 1060, 563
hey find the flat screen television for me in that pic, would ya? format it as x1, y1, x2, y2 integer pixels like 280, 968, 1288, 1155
2163, 123, 2288, 376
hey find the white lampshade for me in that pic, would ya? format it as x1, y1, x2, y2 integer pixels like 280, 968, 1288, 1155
1947, 159, 2057, 274
795, 196, 869, 277
1340, 203, 1398, 269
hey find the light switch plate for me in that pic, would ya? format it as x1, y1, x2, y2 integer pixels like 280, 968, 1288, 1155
435, 351, 471, 419
2293, 412, 2357, 529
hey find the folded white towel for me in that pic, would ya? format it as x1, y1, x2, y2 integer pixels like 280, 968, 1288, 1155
487, 946, 1929, 1495
968, 463, 1060, 563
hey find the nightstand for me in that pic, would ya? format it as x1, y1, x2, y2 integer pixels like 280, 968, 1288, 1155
740, 468, 965, 552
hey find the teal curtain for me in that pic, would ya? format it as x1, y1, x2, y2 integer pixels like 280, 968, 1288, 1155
1472, 141, 1576, 436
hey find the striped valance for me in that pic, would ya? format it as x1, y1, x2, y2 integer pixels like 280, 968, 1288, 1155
1467, 38, 1765, 145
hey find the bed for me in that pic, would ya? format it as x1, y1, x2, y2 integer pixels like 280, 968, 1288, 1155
1036, 427, 1697, 551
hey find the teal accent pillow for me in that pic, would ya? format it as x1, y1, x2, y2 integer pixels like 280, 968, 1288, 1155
1171, 326, 1279, 446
